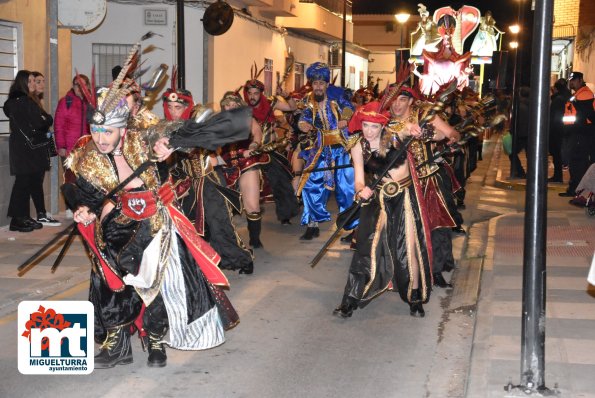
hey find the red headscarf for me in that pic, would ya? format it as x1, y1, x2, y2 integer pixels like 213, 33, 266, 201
243, 80, 275, 124
162, 89, 194, 121
348, 101, 389, 134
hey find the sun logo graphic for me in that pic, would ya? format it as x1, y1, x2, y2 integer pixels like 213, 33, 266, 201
18, 301, 94, 374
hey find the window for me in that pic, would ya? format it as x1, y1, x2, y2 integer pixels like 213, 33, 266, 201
294, 62, 304, 91
0, 21, 21, 136
92, 43, 135, 87
349, 66, 356, 90
264, 58, 273, 97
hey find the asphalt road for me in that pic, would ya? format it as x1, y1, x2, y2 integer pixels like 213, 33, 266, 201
0, 140, 525, 398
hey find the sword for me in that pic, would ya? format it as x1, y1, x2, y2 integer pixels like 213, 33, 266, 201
17, 159, 156, 275
17, 225, 75, 275
309, 80, 457, 268
309, 136, 415, 268
307, 163, 353, 173
225, 138, 289, 162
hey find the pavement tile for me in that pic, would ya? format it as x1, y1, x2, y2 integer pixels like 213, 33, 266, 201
492, 316, 595, 339
494, 288, 595, 303
494, 264, 590, 277
489, 335, 595, 365
491, 301, 595, 320
494, 275, 593, 290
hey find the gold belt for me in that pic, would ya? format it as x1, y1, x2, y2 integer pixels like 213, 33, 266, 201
379, 176, 413, 198
180, 157, 213, 178
321, 130, 345, 147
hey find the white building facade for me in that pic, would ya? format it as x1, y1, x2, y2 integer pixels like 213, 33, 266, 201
71, 0, 369, 116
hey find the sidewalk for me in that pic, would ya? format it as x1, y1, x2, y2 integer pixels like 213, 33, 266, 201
0, 217, 89, 320
495, 144, 569, 193
466, 142, 595, 396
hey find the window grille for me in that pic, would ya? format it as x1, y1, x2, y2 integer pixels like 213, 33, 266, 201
328, 47, 340, 67
0, 22, 20, 136
92, 43, 135, 87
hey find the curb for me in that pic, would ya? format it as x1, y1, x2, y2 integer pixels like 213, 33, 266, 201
493, 135, 568, 192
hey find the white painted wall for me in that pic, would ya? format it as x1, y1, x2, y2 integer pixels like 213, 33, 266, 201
212, 15, 329, 106
368, 51, 396, 86
344, 51, 368, 90
71, 3, 367, 115
71, 3, 205, 117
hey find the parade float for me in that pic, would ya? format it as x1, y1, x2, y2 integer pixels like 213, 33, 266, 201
407, 3, 506, 96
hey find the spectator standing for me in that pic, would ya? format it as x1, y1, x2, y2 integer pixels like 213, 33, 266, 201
28, 71, 60, 226
549, 78, 571, 183
30, 71, 45, 100
560, 72, 595, 197
509, 86, 530, 178
3, 70, 57, 232
54, 75, 91, 217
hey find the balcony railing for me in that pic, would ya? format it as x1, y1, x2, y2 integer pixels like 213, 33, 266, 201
299, 0, 351, 18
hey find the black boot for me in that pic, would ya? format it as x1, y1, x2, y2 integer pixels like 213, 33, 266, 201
340, 230, 355, 244
299, 227, 320, 240
409, 289, 425, 318
239, 261, 254, 275
147, 330, 167, 368
246, 213, 263, 249
95, 326, 133, 369
333, 298, 357, 318
451, 225, 466, 235
456, 199, 466, 210
9, 217, 34, 233
25, 217, 43, 230
433, 272, 453, 288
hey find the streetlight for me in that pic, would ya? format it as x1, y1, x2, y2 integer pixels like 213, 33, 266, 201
508, 18, 523, 179
394, 13, 410, 49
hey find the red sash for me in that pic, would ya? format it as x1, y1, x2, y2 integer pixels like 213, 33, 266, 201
78, 197, 229, 292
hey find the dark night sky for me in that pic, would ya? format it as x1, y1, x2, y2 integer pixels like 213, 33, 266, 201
353, 0, 529, 39
354, 0, 536, 87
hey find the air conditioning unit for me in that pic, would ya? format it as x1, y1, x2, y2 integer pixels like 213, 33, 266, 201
328, 47, 340, 67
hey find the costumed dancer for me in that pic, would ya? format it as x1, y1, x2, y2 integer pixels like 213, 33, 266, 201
297, 62, 357, 240
243, 68, 300, 225
63, 47, 248, 368
163, 80, 254, 274
447, 91, 470, 210
399, 85, 460, 289
333, 100, 433, 318
219, 91, 269, 249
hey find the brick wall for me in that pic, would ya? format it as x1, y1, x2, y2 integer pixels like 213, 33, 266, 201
554, 0, 579, 37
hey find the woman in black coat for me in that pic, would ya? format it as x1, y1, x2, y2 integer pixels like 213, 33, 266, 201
3, 70, 56, 232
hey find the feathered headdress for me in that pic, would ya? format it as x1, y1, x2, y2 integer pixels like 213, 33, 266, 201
378, 62, 416, 112
76, 31, 158, 127
244, 62, 266, 92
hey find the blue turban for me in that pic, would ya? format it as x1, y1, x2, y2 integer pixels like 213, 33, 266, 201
306, 62, 330, 83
